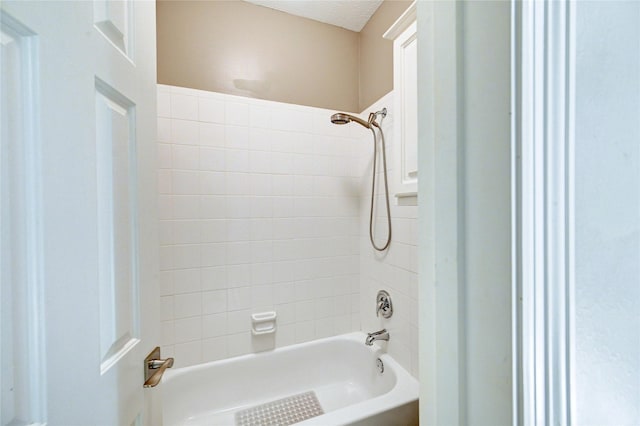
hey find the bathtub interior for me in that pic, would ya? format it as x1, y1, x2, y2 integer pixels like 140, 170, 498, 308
161, 334, 412, 426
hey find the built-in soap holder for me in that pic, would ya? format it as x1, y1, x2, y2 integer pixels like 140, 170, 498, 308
251, 311, 277, 336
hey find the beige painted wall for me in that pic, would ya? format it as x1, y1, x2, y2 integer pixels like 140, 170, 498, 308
157, 0, 359, 112
358, 0, 412, 111
156, 0, 411, 113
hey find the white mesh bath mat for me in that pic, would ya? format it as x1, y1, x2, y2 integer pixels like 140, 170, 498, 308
235, 391, 324, 426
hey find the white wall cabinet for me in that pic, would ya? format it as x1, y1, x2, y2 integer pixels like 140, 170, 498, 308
384, 2, 417, 205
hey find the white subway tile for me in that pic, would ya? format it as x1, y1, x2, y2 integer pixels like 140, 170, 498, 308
314, 297, 333, 319
291, 133, 314, 154
199, 147, 225, 171
174, 292, 203, 319
172, 170, 199, 195
174, 317, 202, 343
172, 195, 200, 219
201, 243, 226, 267
249, 127, 273, 151
173, 245, 201, 270
202, 314, 227, 338
251, 241, 273, 263
294, 321, 315, 343
158, 170, 172, 194
201, 266, 227, 291
202, 289, 228, 314
226, 197, 252, 219
158, 91, 171, 118
159, 246, 173, 271
227, 242, 252, 265
227, 264, 251, 288
249, 150, 272, 174
315, 318, 334, 339
160, 296, 174, 321
226, 125, 250, 151
293, 176, 313, 195
249, 218, 273, 240
249, 174, 273, 196
272, 261, 295, 283
227, 332, 251, 357
172, 220, 201, 245
227, 309, 251, 334
174, 340, 202, 367
271, 175, 293, 196
333, 315, 352, 335
251, 262, 273, 286
225, 102, 249, 126
173, 268, 201, 294
275, 302, 296, 325
225, 149, 249, 172
199, 122, 225, 147
251, 285, 273, 307
272, 197, 295, 218
249, 104, 272, 129
227, 287, 251, 311
271, 152, 294, 175
199, 171, 226, 195
226, 219, 251, 241
275, 324, 295, 347
201, 220, 226, 243
250, 197, 273, 218
200, 196, 225, 219
161, 321, 175, 346
226, 173, 251, 195
172, 119, 199, 145
273, 282, 296, 305
294, 280, 313, 302
295, 300, 315, 322
199, 98, 225, 124
171, 94, 198, 120
158, 143, 172, 169
159, 271, 174, 296
202, 336, 228, 362
157, 118, 172, 143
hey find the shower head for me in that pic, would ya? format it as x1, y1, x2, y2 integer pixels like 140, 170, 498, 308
330, 112, 371, 129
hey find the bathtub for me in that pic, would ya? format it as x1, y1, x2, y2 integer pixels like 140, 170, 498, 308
160, 332, 419, 425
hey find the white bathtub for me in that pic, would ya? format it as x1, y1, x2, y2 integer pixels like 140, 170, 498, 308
161, 332, 419, 425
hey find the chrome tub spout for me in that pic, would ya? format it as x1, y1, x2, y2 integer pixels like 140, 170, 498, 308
365, 329, 390, 346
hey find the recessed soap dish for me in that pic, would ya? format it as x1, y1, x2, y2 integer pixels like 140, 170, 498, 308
251, 311, 277, 335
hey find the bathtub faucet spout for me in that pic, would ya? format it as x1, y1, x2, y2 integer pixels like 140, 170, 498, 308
365, 329, 389, 346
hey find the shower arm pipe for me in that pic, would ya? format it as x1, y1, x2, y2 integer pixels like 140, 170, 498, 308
368, 124, 392, 251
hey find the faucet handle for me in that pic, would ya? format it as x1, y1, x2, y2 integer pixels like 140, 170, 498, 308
376, 290, 393, 319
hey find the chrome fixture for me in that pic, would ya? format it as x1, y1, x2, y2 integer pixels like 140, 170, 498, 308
143, 346, 174, 388
376, 290, 393, 319
330, 108, 392, 251
365, 329, 390, 346
330, 112, 371, 128
376, 357, 385, 374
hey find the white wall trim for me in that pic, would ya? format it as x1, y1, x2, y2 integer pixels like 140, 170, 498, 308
513, 0, 576, 424
417, 1, 466, 424
0, 9, 47, 424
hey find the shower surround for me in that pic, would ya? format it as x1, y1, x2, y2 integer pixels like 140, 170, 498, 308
157, 85, 417, 377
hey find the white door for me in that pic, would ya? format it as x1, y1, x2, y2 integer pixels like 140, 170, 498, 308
1, 1, 159, 424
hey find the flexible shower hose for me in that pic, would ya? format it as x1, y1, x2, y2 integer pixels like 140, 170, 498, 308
369, 125, 392, 251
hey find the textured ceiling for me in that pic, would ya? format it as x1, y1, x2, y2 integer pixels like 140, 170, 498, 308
244, 0, 384, 32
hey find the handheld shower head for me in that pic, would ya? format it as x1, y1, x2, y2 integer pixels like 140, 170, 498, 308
330, 112, 371, 129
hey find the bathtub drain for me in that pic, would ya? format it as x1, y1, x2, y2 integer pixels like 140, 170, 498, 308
235, 391, 324, 426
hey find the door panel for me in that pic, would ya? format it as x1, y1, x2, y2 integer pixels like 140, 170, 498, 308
0, 1, 158, 424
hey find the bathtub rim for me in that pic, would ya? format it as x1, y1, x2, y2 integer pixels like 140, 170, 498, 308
160, 331, 419, 425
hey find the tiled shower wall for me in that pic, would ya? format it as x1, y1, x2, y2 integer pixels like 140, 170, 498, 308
157, 85, 367, 367
157, 85, 419, 378
358, 93, 419, 377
